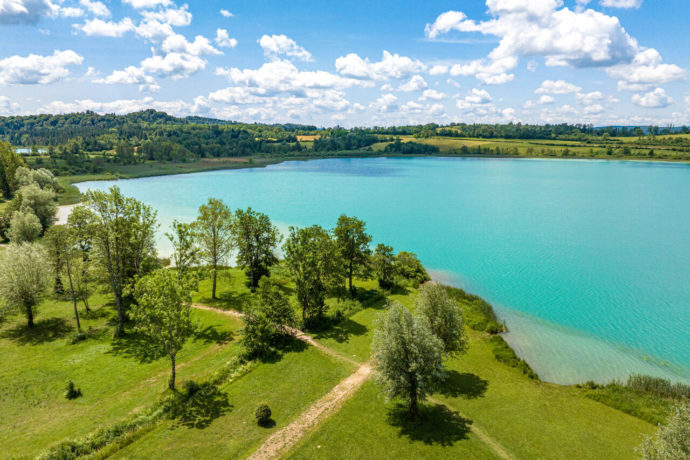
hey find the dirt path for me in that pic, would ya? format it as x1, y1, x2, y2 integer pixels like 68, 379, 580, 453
247, 363, 372, 460
193, 303, 513, 460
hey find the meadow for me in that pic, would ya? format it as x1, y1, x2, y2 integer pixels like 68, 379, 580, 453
0, 266, 665, 459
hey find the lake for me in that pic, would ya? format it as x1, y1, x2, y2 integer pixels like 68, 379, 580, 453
75, 157, 690, 384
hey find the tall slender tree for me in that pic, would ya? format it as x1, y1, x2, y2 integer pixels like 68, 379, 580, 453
194, 198, 234, 300
334, 215, 371, 295
45, 225, 82, 332
166, 219, 199, 276
233, 207, 280, 290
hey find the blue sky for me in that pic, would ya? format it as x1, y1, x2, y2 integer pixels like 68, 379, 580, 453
0, 0, 688, 127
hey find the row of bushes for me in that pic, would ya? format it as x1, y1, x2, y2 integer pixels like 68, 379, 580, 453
488, 335, 539, 380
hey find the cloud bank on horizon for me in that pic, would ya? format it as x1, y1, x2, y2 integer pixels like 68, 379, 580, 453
0, 0, 687, 127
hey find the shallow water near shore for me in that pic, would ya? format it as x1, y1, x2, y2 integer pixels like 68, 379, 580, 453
75, 157, 690, 384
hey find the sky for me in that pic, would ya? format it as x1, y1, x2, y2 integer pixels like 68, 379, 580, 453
0, 0, 688, 127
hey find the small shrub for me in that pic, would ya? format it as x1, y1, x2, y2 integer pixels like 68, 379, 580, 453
65, 380, 82, 400
627, 374, 690, 400
70, 332, 86, 344
255, 403, 272, 425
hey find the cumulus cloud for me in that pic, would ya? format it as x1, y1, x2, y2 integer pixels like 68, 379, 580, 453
122, 0, 172, 9
398, 75, 427, 92
607, 48, 686, 91
215, 29, 237, 48
0, 49, 83, 85
429, 64, 448, 75
537, 95, 555, 104
161, 33, 220, 56
632, 88, 672, 108
424, 0, 663, 85
0, 96, 20, 114
141, 5, 191, 26
0, 0, 57, 25
39, 95, 209, 116
335, 51, 426, 80
584, 104, 604, 114
258, 34, 312, 62
600, 0, 642, 8
370, 93, 398, 112
448, 56, 516, 85
535, 79, 582, 94
219, 9, 233, 18
79, 0, 109, 17
419, 89, 446, 101
141, 52, 206, 79
94, 65, 159, 92
575, 91, 619, 105
78, 17, 135, 37
457, 88, 492, 109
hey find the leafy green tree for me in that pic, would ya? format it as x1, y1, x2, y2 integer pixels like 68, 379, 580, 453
639, 401, 689, 459
371, 302, 445, 419
395, 251, 430, 286
0, 242, 52, 327
255, 277, 295, 335
85, 186, 158, 336
0, 142, 25, 199
414, 284, 467, 357
15, 166, 58, 190
131, 269, 195, 390
15, 183, 57, 231
233, 207, 280, 290
67, 206, 95, 312
372, 243, 395, 290
44, 225, 83, 332
166, 220, 199, 276
334, 215, 371, 295
284, 225, 340, 324
7, 210, 41, 243
195, 198, 233, 300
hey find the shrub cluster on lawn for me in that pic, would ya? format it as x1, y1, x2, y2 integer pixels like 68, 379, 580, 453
488, 335, 539, 380
443, 286, 504, 333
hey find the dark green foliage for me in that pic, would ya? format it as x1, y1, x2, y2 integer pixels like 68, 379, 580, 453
233, 207, 280, 289
241, 277, 295, 357
584, 383, 674, 425
626, 374, 690, 400
65, 380, 82, 400
383, 139, 440, 155
488, 336, 539, 380
394, 251, 429, 287
443, 286, 503, 333
70, 332, 86, 345
372, 243, 395, 290
255, 403, 272, 425
334, 215, 372, 295
183, 380, 201, 398
0, 141, 26, 199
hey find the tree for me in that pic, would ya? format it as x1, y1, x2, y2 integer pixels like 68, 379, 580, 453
414, 284, 467, 357
0, 142, 25, 199
7, 210, 41, 243
639, 401, 689, 459
233, 207, 281, 290
131, 269, 195, 390
15, 166, 58, 190
44, 224, 67, 294
44, 225, 82, 332
284, 225, 340, 324
84, 186, 158, 336
395, 251, 430, 286
15, 183, 57, 231
371, 302, 445, 419
0, 242, 52, 327
67, 205, 95, 312
240, 278, 295, 357
195, 198, 233, 300
334, 215, 371, 295
166, 220, 199, 276
372, 243, 395, 290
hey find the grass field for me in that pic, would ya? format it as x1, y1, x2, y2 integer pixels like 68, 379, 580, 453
0, 267, 660, 459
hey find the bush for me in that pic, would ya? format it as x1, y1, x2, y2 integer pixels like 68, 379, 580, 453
65, 380, 82, 399
488, 336, 539, 380
255, 403, 272, 425
70, 332, 86, 344
627, 374, 690, 400
443, 286, 504, 333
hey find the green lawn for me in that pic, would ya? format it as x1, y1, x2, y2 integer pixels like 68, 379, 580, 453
0, 291, 243, 458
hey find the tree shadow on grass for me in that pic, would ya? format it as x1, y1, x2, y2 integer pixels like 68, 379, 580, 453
387, 402, 472, 446
256, 335, 309, 364
312, 318, 368, 344
108, 331, 166, 363
204, 291, 253, 313
353, 287, 388, 310
435, 370, 488, 399
193, 325, 234, 345
0, 317, 72, 345
171, 383, 233, 429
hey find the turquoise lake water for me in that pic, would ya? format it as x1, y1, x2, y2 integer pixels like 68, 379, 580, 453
76, 157, 690, 384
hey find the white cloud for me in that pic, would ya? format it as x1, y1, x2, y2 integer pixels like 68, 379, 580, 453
59, 7, 83, 17
370, 93, 398, 112
95, 65, 159, 92
258, 34, 312, 62
537, 95, 555, 105
141, 52, 206, 79
0, 49, 83, 85
419, 89, 446, 101
584, 104, 604, 114
79, 0, 109, 17
161, 34, 220, 56
135, 19, 174, 42
449, 56, 515, 85
335, 50, 426, 80
215, 29, 237, 48
600, 0, 642, 8
425, 0, 652, 86
0, 96, 20, 114
632, 88, 673, 108
216, 59, 368, 97
122, 0, 172, 9
535, 80, 582, 94
141, 5, 191, 26
575, 91, 619, 105
398, 75, 427, 92
457, 88, 492, 109
0, 0, 57, 25
39, 96, 209, 116
219, 9, 233, 18
428, 64, 448, 75
607, 48, 686, 91
78, 17, 135, 37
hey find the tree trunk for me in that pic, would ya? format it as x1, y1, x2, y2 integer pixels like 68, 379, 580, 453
212, 266, 218, 300
169, 354, 176, 390
348, 261, 354, 295
26, 305, 34, 328
114, 293, 124, 336
66, 268, 81, 333
409, 377, 418, 420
